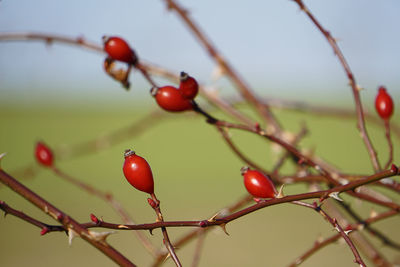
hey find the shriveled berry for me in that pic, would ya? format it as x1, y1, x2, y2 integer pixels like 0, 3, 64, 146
103, 36, 138, 65
123, 149, 154, 194
375, 86, 394, 120
153, 86, 193, 112
179, 72, 199, 100
241, 167, 276, 198
35, 142, 54, 167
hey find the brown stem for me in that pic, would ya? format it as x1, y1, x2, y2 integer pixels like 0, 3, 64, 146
150, 193, 182, 267
272, 126, 308, 175
289, 233, 341, 267
140, 62, 256, 127
288, 208, 398, 267
292, 201, 366, 266
151, 194, 252, 266
135, 62, 159, 88
338, 201, 400, 250
292, 0, 381, 172
51, 166, 157, 257
0, 200, 65, 233
162, 0, 282, 133
80, 167, 399, 232
0, 32, 103, 52
215, 125, 270, 174
383, 120, 394, 170
0, 169, 135, 267
191, 229, 206, 267
191, 100, 219, 124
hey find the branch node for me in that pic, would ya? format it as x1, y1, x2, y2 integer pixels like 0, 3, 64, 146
390, 164, 398, 174
40, 227, 50, 236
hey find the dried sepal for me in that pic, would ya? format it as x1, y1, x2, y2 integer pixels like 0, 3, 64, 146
103, 57, 131, 90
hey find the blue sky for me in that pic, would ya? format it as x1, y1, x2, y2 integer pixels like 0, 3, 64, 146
1, 0, 399, 107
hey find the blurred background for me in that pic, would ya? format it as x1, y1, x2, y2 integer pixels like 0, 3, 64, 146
1, 0, 399, 266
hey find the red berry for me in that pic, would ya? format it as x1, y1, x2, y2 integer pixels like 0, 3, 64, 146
35, 142, 54, 167
153, 86, 193, 112
103, 36, 137, 65
241, 167, 276, 198
375, 86, 394, 120
123, 149, 154, 194
179, 72, 199, 99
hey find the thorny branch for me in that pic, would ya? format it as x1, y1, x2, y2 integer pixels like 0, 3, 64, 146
289, 209, 399, 267
292, 0, 381, 172
292, 201, 366, 267
161, 0, 282, 134
0, 169, 136, 267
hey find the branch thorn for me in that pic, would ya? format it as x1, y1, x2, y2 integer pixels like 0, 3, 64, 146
328, 192, 343, 202
68, 228, 78, 246
89, 230, 116, 242
276, 184, 285, 198
219, 223, 229, 236
208, 211, 221, 222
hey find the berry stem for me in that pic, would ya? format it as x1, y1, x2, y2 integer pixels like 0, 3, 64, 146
150, 193, 182, 267
191, 100, 218, 124
383, 119, 394, 170
292, 0, 381, 172
51, 165, 157, 256
135, 62, 159, 88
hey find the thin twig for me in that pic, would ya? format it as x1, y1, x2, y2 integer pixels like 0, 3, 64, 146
292, 201, 366, 266
191, 229, 206, 267
76, 166, 399, 232
383, 120, 394, 170
162, 0, 282, 133
151, 194, 252, 267
272, 125, 308, 175
0, 200, 65, 234
150, 193, 182, 267
51, 166, 157, 257
215, 125, 270, 174
288, 233, 341, 267
338, 201, 400, 250
288, 209, 398, 267
292, 0, 380, 172
0, 169, 136, 267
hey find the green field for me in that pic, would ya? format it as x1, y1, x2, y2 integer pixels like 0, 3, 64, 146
0, 103, 399, 267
